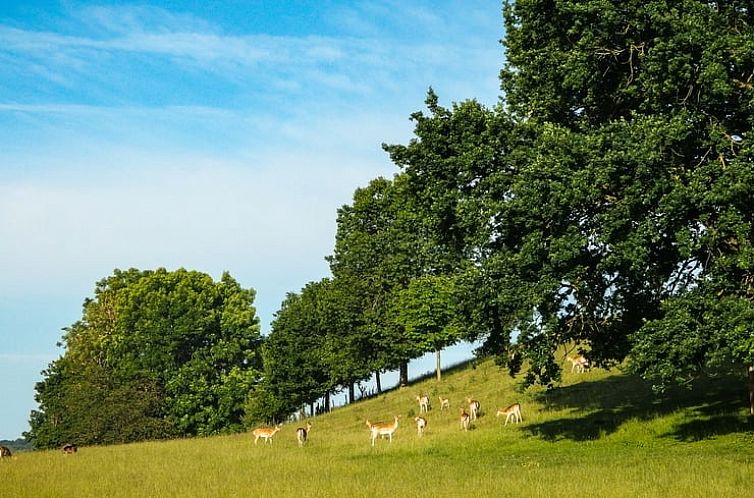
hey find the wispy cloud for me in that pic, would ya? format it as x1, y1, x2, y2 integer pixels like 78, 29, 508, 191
0, 3, 502, 104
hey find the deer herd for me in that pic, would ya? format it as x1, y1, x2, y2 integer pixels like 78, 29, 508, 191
246, 354, 593, 448
249, 393, 526, 448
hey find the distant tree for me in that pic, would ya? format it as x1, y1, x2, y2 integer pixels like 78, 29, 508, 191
248, 282, 333, 423
327, 175, 434, 387
392, 274, 462, 381
26, 268, 262, 448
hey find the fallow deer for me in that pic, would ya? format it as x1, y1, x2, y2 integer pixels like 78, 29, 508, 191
438, 396, 450, 411
296, 422, 312, 446
414, 416, 427, 437
466, 398, 481, 420
253, 423, 282, 445
496, 403, 523, 426
62, 443, 78, 454
567, 355, 589, 373
366, 415, 399, 446
460, 409, 470, 431
416, 394, 430, 414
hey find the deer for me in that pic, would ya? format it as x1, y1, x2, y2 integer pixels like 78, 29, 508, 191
416, 394, 430, 414
296, 422, 312, 446
466, 398, 481, 420
496, 403, 523, 426
438, 396, 450, 411
460, 409, 470, 431
0, 446, 11, 459
252, 423, 282, 445
567, 355, 589, 373
62, 443, 78, 454
366, 415, 399, 446
414, 416, 427, 437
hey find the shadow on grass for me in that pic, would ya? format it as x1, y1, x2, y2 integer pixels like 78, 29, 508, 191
526, 372, 754, 442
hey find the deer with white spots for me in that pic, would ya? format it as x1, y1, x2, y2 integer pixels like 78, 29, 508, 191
252, 424, 282, 445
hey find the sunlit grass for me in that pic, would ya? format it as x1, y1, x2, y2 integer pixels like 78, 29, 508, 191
3, 359, 753, 497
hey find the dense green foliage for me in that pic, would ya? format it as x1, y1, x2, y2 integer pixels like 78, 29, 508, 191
381, 0, 754, 396
27, 269, 261, 448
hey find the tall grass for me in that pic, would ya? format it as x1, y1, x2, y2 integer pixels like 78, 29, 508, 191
3, 360, 753, 497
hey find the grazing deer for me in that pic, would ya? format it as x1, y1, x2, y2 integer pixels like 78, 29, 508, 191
0, 446, 11, 459
253, 424, 282, 445
366, 415, 399, 446
567, 355, 589, 373
296, 422, 312, 446
416, 394, 430, 414
62, 444, 78, 454
438, 396, 450, 411
414, 416, 427, 437
496, 403, 523, 426
460, 409, 470, 431
466, 398, 481, 420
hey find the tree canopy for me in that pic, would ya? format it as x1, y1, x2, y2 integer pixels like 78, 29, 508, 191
27, 268, 262, 448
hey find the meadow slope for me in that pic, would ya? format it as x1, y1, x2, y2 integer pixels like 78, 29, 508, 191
3, 359, 753, 497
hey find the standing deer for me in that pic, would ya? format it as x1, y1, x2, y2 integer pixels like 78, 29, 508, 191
467, 398, 481, 420
366, 416, 399, 446
496, 403, 523, 426
253, 424, 282, 445
414, 416, 427, 437
296, 422, 312, 446
567, 355, 589, 373
416, 394, 430, 414
438, 396, 450, 411
460, 409, 470, 431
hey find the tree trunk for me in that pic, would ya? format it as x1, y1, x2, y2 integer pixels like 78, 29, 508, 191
348, 383, 355, 404
324, 393, 331, 413
748, 366, 754, 415
375, 371, 382, 394
399, 362, 409, 387
436, 350, 442, 381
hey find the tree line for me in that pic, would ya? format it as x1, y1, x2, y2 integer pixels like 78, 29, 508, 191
26, 0, 754, 448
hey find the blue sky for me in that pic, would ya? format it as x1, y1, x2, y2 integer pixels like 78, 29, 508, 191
0, 0, 504, 440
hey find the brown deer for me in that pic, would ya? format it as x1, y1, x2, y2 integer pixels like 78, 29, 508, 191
62, 443, 78, 454
460, 409, 470, 431
0, 446, 11, 459
252, 423, 282, 445
296, 422, 312, 446
496, 403, 523, 426
438, 396, 450, 411
567, 355, 589, 373
416, 394, 430, 414
366, 416, 399, 446
466, 398, 481, 420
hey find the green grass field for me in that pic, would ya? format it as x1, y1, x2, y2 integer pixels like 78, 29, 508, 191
3, 359, 753, 497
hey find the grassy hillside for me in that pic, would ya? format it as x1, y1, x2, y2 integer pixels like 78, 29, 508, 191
2, 359, 753, 497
